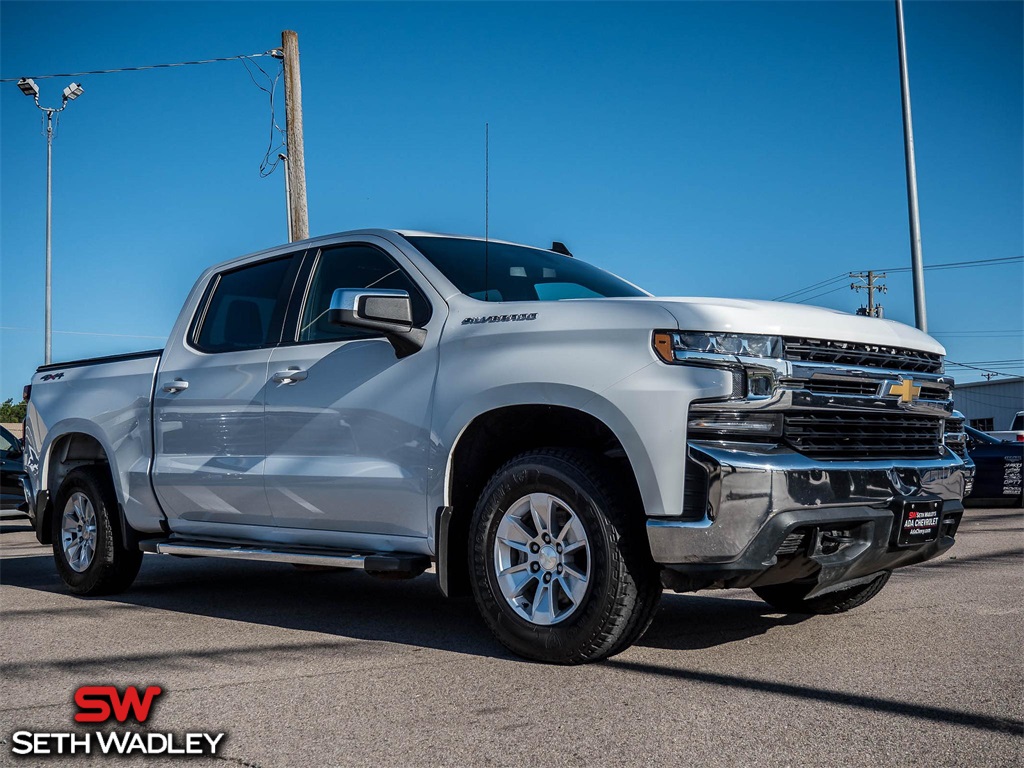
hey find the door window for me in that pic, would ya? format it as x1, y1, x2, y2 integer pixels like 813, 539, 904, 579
298, 244, 431, 343
194, 256, 295, 353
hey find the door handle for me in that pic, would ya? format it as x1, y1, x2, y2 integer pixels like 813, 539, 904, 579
162, 379, 189, 393
272, 368, 308, 384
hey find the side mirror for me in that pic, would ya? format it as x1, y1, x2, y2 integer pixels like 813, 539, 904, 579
328, 288, 426, 358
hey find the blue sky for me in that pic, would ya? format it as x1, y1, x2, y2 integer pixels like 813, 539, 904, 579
1, 1, 1021, 398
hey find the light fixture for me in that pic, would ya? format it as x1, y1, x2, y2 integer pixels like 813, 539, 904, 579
62, 82, 84, 101
17, 78, 39, 98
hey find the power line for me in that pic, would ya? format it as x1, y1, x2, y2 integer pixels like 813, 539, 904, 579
773, 273, 848, 302
775, 256, 1022, 303
874, 255, 1022, 273
1, 51, 279, 82
945, 360, 1014, 376
792, 284, 850, 304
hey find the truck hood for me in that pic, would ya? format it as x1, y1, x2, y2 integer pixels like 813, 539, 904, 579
620, 297, 945, 355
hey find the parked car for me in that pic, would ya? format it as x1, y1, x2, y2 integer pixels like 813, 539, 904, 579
0, 424, 28, 514
21, 229, 969, 663
988, 410, 1024, 443
965, 425, 1024, 506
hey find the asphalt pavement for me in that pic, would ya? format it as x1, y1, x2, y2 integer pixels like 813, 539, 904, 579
1, 506, 1021, 767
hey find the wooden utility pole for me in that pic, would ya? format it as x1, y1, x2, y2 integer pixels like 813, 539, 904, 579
282, 30, 309, 241
850, 271, 887, 318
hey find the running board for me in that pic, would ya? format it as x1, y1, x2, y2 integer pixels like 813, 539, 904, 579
149, 541, 430, 575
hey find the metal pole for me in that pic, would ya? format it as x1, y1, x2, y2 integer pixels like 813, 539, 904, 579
281, 30, 309, 241
279, 153, 293, 242
45, 110, 53, 365
896, 0, 928, 332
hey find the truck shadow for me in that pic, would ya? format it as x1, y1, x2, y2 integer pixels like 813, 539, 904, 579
1, 551, 804, 660
639, 591, 808, 650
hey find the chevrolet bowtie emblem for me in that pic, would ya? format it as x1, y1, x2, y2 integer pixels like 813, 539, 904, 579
887, 379, 922, 403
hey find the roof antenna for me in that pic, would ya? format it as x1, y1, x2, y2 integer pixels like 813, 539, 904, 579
484, 122, 490, 302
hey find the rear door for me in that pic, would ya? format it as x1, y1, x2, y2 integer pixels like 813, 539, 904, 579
152, 252, 302, 532
264, 236, 445, 539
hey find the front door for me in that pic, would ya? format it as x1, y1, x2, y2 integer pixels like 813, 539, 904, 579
264, 238, 443, 539
152, 252, 301, 532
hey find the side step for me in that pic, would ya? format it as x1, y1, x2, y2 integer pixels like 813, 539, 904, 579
146, 540, 430, 575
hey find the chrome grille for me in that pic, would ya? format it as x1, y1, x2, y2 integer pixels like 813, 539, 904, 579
782, 378, 951, 400
945, 414, 968, 459
782, 378, 878, 396
784, 411, 944, 459
784, 337, 942, 374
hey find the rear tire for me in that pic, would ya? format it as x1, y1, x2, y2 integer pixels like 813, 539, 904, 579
52, 467, 143, 596
469, 449, 661, 664
753, 571, 891, 615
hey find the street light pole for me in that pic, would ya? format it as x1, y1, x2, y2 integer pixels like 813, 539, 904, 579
45, 109, 54, 365
16, 78, 83, 364
895, 0, 928, 332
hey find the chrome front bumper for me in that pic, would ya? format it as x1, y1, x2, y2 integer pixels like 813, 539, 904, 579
647, 441, 967, 591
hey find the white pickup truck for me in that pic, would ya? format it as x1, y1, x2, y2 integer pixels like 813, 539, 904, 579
989, 411, 1024, 443
22, 230, 968, 663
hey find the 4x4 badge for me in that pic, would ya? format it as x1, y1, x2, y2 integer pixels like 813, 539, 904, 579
887, 378, 921, 404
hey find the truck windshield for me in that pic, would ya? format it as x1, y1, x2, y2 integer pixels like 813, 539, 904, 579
404, 236, 648, 302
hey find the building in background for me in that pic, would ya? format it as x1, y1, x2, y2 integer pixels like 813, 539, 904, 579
953, 377, 1024, 432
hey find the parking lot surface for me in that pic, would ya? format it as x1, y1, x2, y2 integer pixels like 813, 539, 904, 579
1, 506, 1021, 767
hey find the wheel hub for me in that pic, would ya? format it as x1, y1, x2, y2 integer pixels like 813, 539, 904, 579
537, 545, 558, 571
493, 492, 592, 626
61, 492, 98, 573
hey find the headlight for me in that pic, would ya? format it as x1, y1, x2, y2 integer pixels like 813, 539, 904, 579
653, 331, 783, 363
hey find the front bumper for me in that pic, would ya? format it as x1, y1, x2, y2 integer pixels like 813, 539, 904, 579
648, 441, 966, 594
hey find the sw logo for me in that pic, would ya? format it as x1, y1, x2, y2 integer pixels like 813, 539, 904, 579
9, 684, 225, 757
74, 685, 163, 723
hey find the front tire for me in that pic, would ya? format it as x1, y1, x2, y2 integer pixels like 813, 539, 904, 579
469, 449, 661, 664
753, 571, 891, 615
52, 467, 143, 596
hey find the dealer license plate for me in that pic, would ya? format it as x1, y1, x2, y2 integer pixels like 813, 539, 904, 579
895, 498, 942, 546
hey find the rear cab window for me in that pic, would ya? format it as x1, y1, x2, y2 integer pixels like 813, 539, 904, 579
192, 255, 298, 353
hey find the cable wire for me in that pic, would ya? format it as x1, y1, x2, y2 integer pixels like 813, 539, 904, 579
238, 55, 286, 177
946, 359, 1024, 376
774, 256, 1022, 303
772, 272, 848, 302
792, 284, 851, 304
873, 255, 1023, 274
1, 52, 278, 82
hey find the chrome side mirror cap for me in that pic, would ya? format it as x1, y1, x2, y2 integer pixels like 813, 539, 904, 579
328, 289, 425, 358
